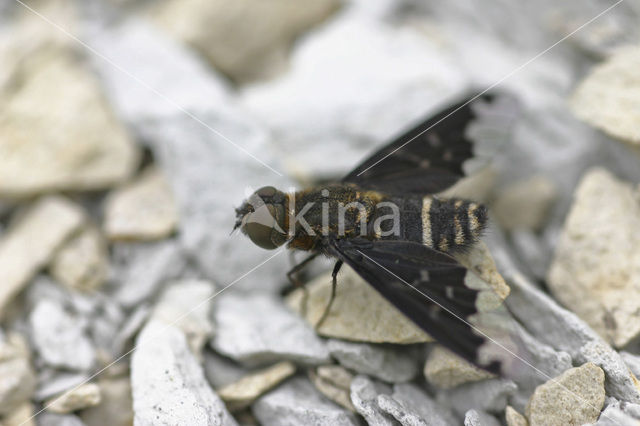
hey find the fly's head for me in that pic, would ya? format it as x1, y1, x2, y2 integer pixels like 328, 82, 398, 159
233, 186, 288, 250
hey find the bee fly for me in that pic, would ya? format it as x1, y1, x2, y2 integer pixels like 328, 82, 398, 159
234, 93, 519, 374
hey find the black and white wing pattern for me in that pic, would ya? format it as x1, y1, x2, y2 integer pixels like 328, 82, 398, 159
328, 238, 521, 375
343, 92, 520, 195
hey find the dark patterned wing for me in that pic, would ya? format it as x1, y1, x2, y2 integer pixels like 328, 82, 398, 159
343, 92, 519, 195
329, 238, 518, 374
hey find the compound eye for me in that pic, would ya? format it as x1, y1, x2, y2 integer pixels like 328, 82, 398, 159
243, 204, 279, 250
255, 186, 277, 198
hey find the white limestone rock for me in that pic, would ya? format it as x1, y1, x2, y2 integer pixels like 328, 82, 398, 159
442, 378, 517, 419
349, 375, 395, 426
203, 351, 249, 390
253, 376, 359, 426
34, 371, 91, 402
0, 196, 84, 316
525, 363, 605, 426
29, 300, 95, 371
131, 320, 237, 426
152, 0, 340, 83
571, 46, 640, 145
0, 333, 36, 415
309, 365, 355, 412
38, 413, 86, 426
548, 168, 640, 348
327, 339, 420, 383
377, 383, 458, 426
50, 226, 108, 292
45, 383, 101, 414
464, 409, 500, 426
211, 293, 330, 366
104, 167, 178, 242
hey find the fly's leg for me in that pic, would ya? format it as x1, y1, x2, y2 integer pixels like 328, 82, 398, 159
286, 252, 319, 317
315, 260, 343, 330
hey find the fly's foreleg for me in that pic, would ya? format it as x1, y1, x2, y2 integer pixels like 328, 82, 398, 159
315, 260, 343, 330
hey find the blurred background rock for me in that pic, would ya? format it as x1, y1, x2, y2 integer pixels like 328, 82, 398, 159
0, 0, 640, 425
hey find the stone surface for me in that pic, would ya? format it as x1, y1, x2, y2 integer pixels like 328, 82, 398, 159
104, 167, 178, 241
571, 46, 640, 145
0, 333, 36, 415
50, 226, 108, 292
217, 361, 296, 411
548, 168, 640, 347
505, 405, 528, 426
0, 3, 139, 198
34, 371, 91, 402
442, 378, 517, 418
37, 413, 86, 426
309, 365, 355, 412
424, 345, 494, 389
526, 363, 605, 426
29, 300, 96, 371
1, 402, 35, 426
152, 0, 341, 83
349, 375, 395, 426
151, 279, 215, 356
0, 196, 84, 316
492, 175, 557, 231
377, 383, 458, 426
131, 320, 237, 426
464, 409, 500, 426
203, 351, 249, 390
252, 376, 359, 426
45, 383, 101, 414
80, 378, 133, 426
212, 293, 330, 366
327, 339, 420, 383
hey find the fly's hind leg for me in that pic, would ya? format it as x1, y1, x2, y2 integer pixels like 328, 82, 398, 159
286, 252, 319, 317
315, 260, 343, 330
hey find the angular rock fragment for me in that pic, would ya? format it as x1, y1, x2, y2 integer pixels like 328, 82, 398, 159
151, 279, 215, 356
212, 293, 330, 366
203, 351, 249, 390
0, 4, 139, 198
442, 378, 517, 418
0, 196, 84, 316
309, 365, 355, 412
526, 363, 605, 426
424, 345, 494, 389
217, 361, 296, 411
30, 300, 95, 371
45, 383, 101, 414
80, 378, 134, 426
327, 339, 420, 383
38, 413, 86, 426
349, 375, 395, 426
50, 226, 108, 292
253, 376, 359, 426
548, 168, 640, 347
0, 333, 36, 415
377, 383, 458, 426
505, 406, 528, 426
571, 46, 640, 145
104, 167, 178, 242
492, 175, 557, 231
464, 409, 500, 426
131, 320, 237, 426
34, 371, 91, 402
153, 0, 341, 83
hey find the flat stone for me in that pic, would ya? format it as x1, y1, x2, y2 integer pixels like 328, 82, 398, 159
104, 167, 178, 242
570, 46, 640, 145
548, 168, 640, 347
0, 333, 36, 415
1, 402, 35, 426
29, 299, 95, 371
349, 375, 395, 426
377, 383, 458, 426
131, 320, 237, 426
505, 406, 528, 426
442, 378, 517, 418
152, 0, 340, 83
212, 293, 330, 366
38, 413, 86, 426
50, 226, 108, 292
110, 240, 187, 308
112, 305, 150, 356
34, 371, 91, 402
464, 409, 500, 426
151, 279, 215, 356
309, 366, 355, 412
253, 376, 359, 426
424, 345, 494, 389
492, 175, 557, 231
217, 361, 296, 411
80, 378, 134, 426
327, 339, 420, 383
0, 196, 84, 316
0, 4, 139, 198
287, 265, 430, 344
45, 383, 101, 414
203, 351, 249, 390
526, 362, 605, 426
